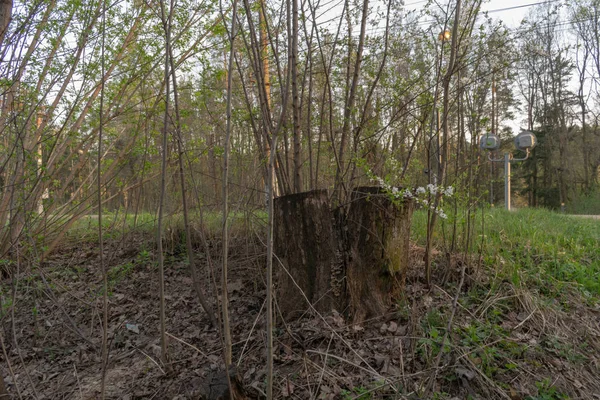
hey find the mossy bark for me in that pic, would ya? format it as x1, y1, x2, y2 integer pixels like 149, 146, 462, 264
345, 186, 412, 323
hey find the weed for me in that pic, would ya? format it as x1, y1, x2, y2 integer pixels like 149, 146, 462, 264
526, 378, 569, 400
341, 386, 372, 399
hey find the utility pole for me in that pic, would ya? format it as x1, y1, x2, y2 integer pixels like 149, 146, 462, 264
490, 72, 496, 206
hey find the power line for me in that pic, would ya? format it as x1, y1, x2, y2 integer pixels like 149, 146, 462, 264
484, 0, 562, 14
312, 0, 567, 36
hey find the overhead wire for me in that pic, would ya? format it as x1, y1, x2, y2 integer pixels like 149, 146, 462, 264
298, 7, 593, 57
308, 0, 566, 38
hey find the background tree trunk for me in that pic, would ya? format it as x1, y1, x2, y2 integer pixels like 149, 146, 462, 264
0, 0, 11, 45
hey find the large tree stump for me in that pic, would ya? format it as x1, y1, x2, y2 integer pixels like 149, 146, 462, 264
345, 186, 413, 323
274, 189, 346, 317
274, 187, 412, 323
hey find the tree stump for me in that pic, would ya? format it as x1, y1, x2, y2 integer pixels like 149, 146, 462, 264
345, 186, 413, 323
273, 187, 413, 323
274, 189, 346, 317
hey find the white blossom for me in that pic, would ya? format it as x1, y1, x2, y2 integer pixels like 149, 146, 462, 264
416, 187, 426, 195
426, 184, 437, 195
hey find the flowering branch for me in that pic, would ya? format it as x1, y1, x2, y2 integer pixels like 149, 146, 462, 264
369, 174, 453, 220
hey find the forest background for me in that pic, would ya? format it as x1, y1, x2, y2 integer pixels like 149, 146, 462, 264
0, 0, 600, 398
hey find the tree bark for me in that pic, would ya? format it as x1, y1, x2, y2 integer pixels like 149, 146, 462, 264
345, 187, 413, 323
0, 0, 11, 46
274, 189, 345, 317
274, 187, 413, 323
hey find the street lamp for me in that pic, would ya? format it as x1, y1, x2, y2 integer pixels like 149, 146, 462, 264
438, 29, 451, 42
479, 129, 537, 211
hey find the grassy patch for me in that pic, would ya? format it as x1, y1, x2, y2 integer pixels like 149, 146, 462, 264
66, 209, 266, 244
411, 207, 600, 297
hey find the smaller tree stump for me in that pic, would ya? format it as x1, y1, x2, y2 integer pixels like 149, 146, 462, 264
274, 190, 345, 317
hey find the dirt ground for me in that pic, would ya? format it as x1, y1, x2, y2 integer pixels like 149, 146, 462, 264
1, 235, 599, 399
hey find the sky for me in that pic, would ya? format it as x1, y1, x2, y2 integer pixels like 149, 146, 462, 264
308, 0, 572, 134
399, 0, 566, 134
479, 0, 536, 27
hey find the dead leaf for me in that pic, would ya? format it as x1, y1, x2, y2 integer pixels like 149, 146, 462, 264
374, 354, 387, 367
332, 310, 345, 327
388, 321, 398, 333
243, 367, 256, 381
228, 279, 244, 293
125, 323, 139, 334
424, 295, 433, 308
455, 367, 476, 380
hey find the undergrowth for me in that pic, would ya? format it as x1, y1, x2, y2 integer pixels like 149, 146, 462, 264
35, 205, 598, 399
66, 209, 265, 243
567, 189, 600, 215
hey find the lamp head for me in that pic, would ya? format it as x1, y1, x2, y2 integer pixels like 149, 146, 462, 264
479, 133, 500, 151
438, 30, 451, 41
515, 130, 537, 151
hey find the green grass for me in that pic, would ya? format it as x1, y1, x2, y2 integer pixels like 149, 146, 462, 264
567, 190, 600, 215
411, 207, 600, 297
66, 209, 265, 243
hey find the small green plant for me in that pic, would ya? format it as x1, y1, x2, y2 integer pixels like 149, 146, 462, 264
341, 386, 372, 400
526, 379, 569, 400
137, 248, 150, 264
543, 337, 588, 364
0, 295, 12, 319
417, 324, 451, 365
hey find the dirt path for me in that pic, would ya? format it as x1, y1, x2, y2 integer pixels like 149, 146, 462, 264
568, 214, 600, 219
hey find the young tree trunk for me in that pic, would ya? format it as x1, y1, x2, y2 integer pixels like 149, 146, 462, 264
291, 0, 302, 193
157, 0, 172, 372
0, 0, 12, 395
